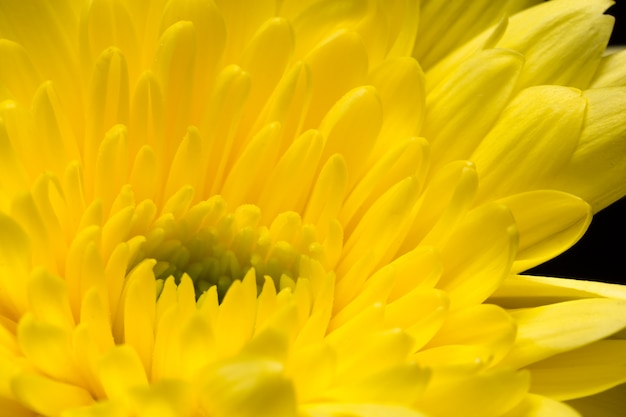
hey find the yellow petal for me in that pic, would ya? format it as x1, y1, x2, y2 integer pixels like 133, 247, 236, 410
94, 125, 130, 212
61, 400, 127, 417
153, 21, 197, 149
123, 259, 157, 376
130, 71, 165, 162
104, 242, 133, 332
258, 129, 324, 219
179, 313, 216, 378
549, 88, 626, 212
0, 39, 40, 104
502, 298, 626, 369
341, 137, 428, 232
591, 49, 626, 88
216, 269, 257, 356
102, 205, 134, 260
287, 342, 335, 402
164, 126, 204, 201
416, 368, 530, 417
0, 213, 31, 316
9, 191, 59, 275
79, 0, 139, 78
221, 122, 282, 206
472, 86, 586, 202
0, 115, 29, 204
17, 314, 83, 385
528, 340, 626, 400
438, 203, 516, 310
160, 0, 226, 119
414, 0, 536, 68
151, 304, 183, 381
385, 287, 448, 351
97, 345, 149, 400
0, 397, 33, 417
302, 403, 429, 417
497, 0, 613, 88
79, 287, 114, 353
86, 48, 130, 186
239, 17, 294, 132
12, 372, 93, 417
425, 304, 516, 366
260, 58, 313, 143
332, 329, 414, 384
304, 153, 347, 232
502, 394, 581, 417
215, 0, 274, 62
498, 191, 591, 272
566, 382, 626, 417
200, 64, 251, 195
302, 30, 368, 128
337, 176, 420, 304
319, 86, 382, 186
368, 57, 425, 154
27, 269, 74, 331
285, 0, 369, 61
388, 246, 442, 301
32, 81, 80, 176
327, 363, 429, 404
0, 0, 82, 115
398, 160, 477, 253
126, 379, 194, 417
0, 102, 41, 184
199, 358, 297, 417
424, 48, 524, 169
386, 0, 420, 59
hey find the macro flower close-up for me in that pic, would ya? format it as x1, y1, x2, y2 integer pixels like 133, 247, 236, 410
1, 0, 626, 416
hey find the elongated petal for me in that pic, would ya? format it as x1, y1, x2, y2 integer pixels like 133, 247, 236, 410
472, 86, 586, 202
502, 298, 626, 369
566, 383, 626, 417
528, 340, 626, 401
498, 191, 591, 272
502, 394, 581, 417
12, 373, 93, 416
550, 88, 626, 212
424, 48, 524, 169
416, 369, 530, 417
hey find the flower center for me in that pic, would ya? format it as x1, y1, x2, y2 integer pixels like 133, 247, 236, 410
133, 196, 324, 301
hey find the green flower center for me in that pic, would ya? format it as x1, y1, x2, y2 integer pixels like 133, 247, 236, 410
134, 196, 323, 301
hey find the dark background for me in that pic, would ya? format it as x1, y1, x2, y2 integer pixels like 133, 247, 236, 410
608, 2, 626, 44
527, 3, 626, 284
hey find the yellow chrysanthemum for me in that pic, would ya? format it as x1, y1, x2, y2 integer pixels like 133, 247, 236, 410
1, 0, 625, 416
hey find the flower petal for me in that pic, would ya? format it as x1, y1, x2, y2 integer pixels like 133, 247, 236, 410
302, 403, 429, 417
472, 86, 586, 202
96, 345, 149, 400
550, 87, 626, 212
438, 203, 517, 310
199, 358, 297, 417
502, 298, 626, 369
502, 394, 581, 417
528, 340, 626, 401
497, 191, 591, 273
566, 382, 626, 417
11, 372, 93, 417
497, 0, 613, 88
416, 368, 530, 417
425, 48, 524, 170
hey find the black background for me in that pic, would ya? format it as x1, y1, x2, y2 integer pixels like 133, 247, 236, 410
527, 3, 626, 284
609, 2, 626, 44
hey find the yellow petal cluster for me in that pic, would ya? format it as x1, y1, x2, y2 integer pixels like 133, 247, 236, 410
0, 0, 625, 416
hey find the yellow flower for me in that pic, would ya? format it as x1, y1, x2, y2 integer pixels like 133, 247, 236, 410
0, 0, 625, 416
